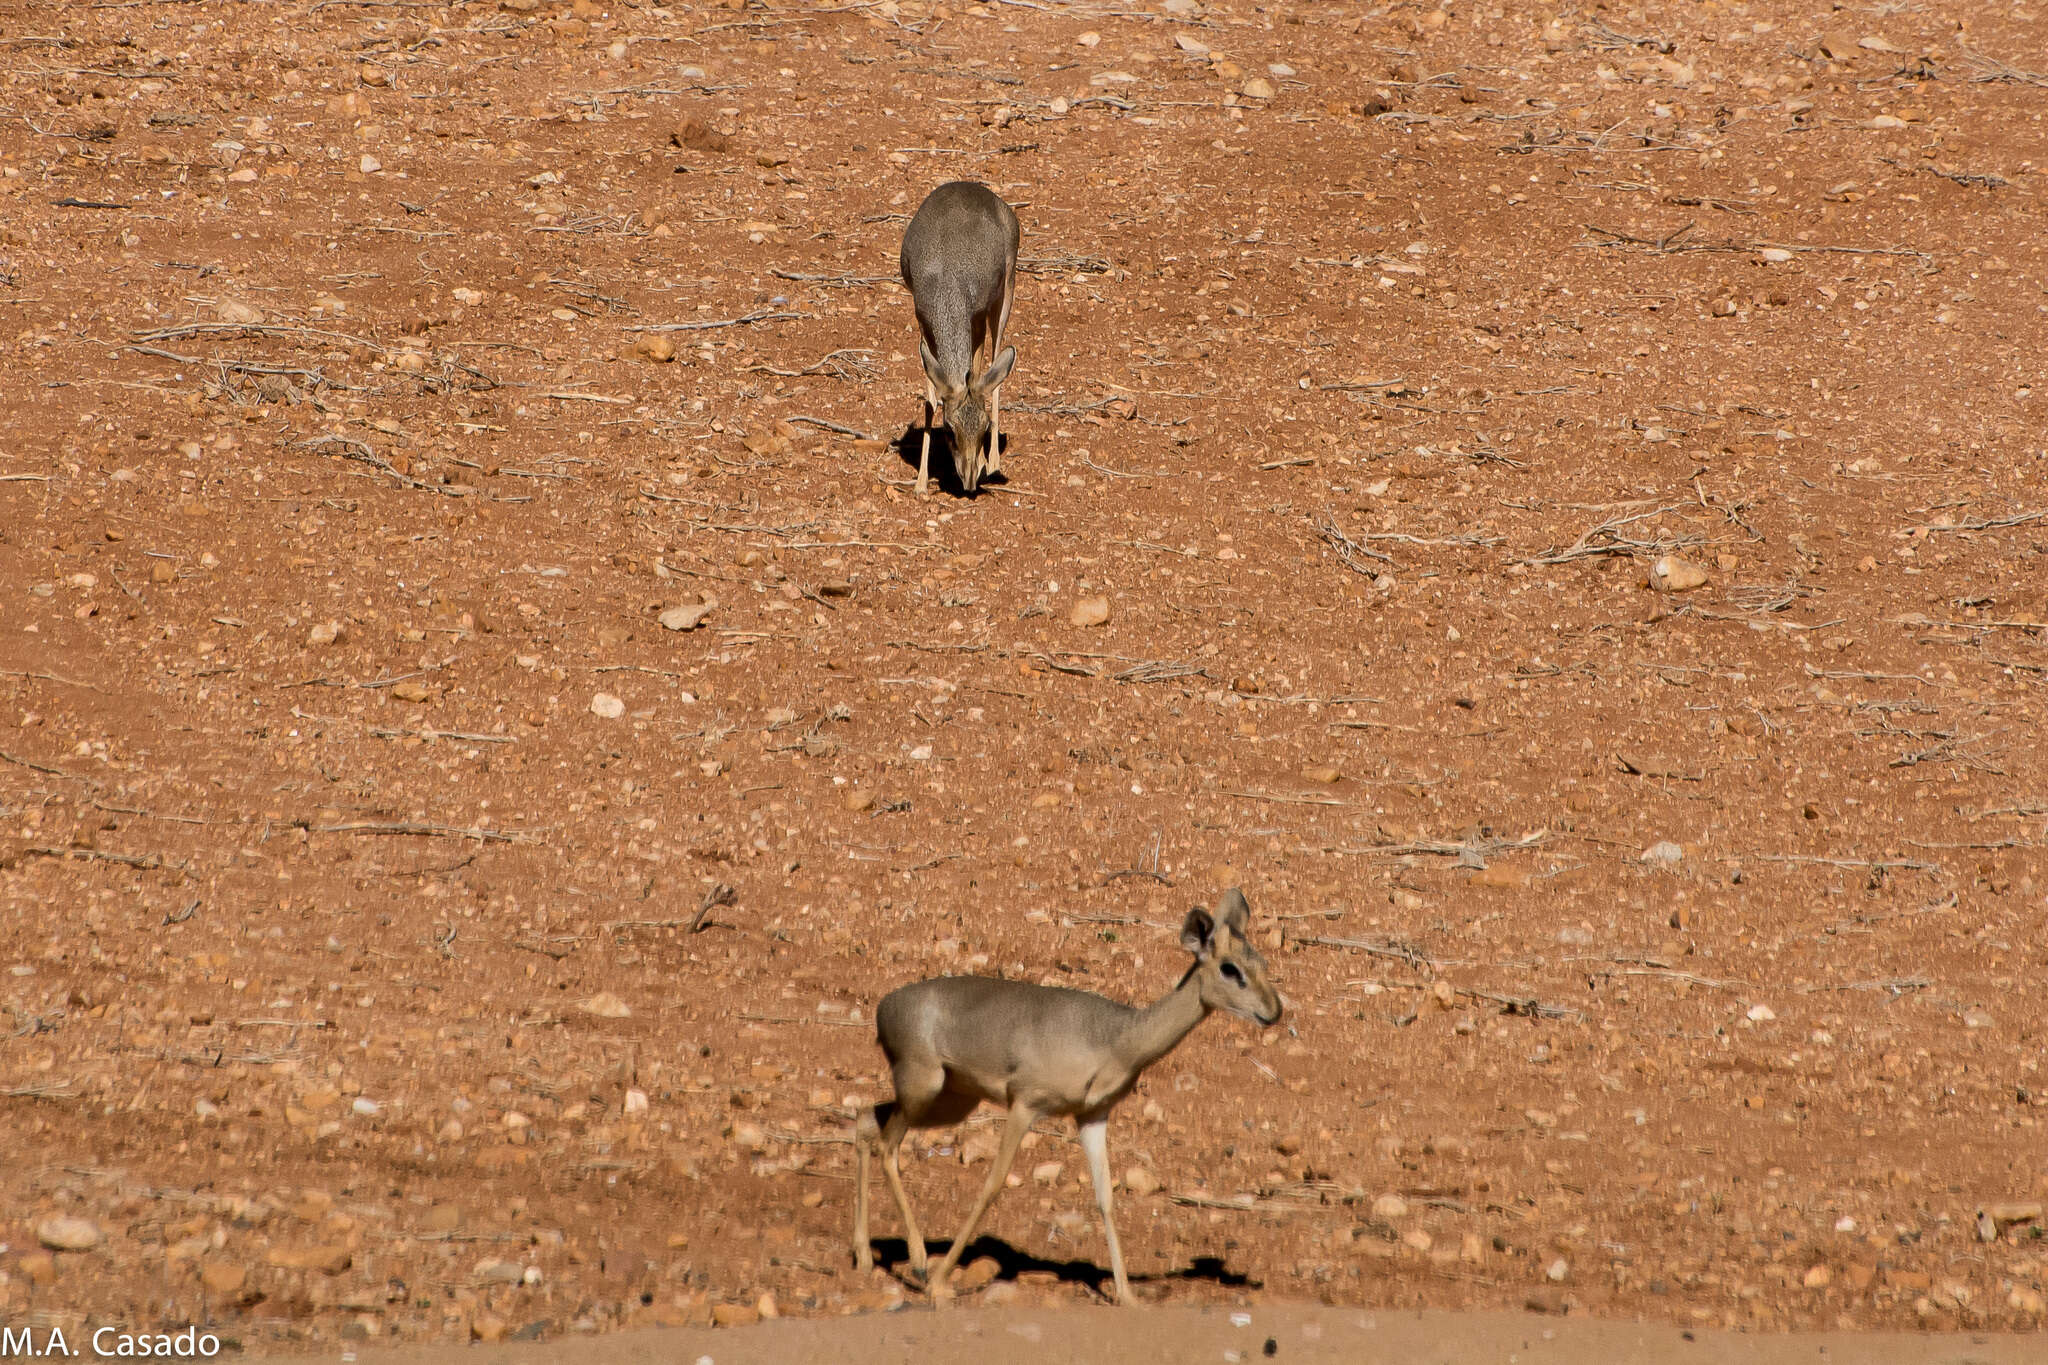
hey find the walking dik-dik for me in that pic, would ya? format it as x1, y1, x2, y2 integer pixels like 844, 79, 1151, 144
851, 888, 1282, 1305
899, 181, 1020, 495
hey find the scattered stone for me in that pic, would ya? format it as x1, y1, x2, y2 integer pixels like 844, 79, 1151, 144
1746, 1004, 1776, 1022
1401, 1227, 1434, 1254
1032, 1160, 1064, 1184
390, 681, 432, 703
1371, 1193, 1408, 1220
590, 692, 626, 719
474, 1258, 524, 1285
660, 601, 713, 631
1068, 596, 1111, 628
215, 299, 264, 325
581, 991, 632, 1019
1241, 77, 1276, 99
1524, 1287, 1569, 1314
1175, 33, 1209, 57
424, 1204, 462, 1234
308, 620, 345, 646
756, 1291, 779, 1319
1301, 765, 1341, 784
1803, 1264, 1832, 1288
1641, 840, 1684, 867
471, 1314, 509, 1342
672, 118, 731, 154
199, 1261, 247, 1295
1760, 247, 1795, 264
1545, 1256, 1570, 1282
711, 1303, 760, 1327
732, 1121, 767, 1152
635, 334, 678, 363
359, 153, 382, 174
956, 1256, 1001, 1291
35, 1216, 103, 1252
267, 1245, 353, 1275
1647, 556, 1710, 592
1123, 1165, 1162, 1197
624, 1089, 649, 1115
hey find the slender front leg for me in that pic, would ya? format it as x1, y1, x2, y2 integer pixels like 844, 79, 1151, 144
916, 380, 938, 496
928, 1103, 1035, 1302
853, 1108, 877, 1270
1079, 1118, 1132, 1305
875, 1105, 928, 1275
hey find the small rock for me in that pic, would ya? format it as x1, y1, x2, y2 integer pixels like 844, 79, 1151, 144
1371, 1193, 1408, 1220
1803, 1263, 1832, 1288
1545, 1257, 1570, 1282
471, 1314, 509, 1342
359, 154, 382, 174
660, 601, 713, 631
1301, 765, 1342, 784
1068, 596, 1111, 628
1401, 1227, 1433, 1254
590, 692, 626, 719
1640, 840, 1684, 867
308, 620, 345, 646
1759, 247, 1795, 264
1123, 1165, 1162, 1197
635, 334, 678, 363
1459, 1232, 1485, 1263
845, 790, 876, 813
474, 1258, 524, 1285
671, 118, 731, 154
1524, 1287, 1569, 1314
1076, 30, 1100, 46
424, 1204, 462, 1234
267, 1245, 352, 1275
1963, 1008, 1995, 1030
35, 1216, 103, 1252
711, 1303, 760, 1328
1032, 1160, 1064, 1184
1647, 555, 1710, 592
581, 991, 632, 1019
1175, 33, 1210, 57
756, 1291, 779, 1319
956, 1256, 1002, 1291
624, 1089, 650, 1116
1746, 1003, 1776, 1022
390, 681, 431, 703
199, 1261, 247, 1295
732, 1121, 767, 1152
351, 1096, 381, 1116
215, 299, 263, 326
1242, 77, 1276, 99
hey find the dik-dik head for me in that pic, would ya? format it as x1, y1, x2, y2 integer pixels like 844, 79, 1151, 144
1180, 887, 1283, 1027
921, 341, 1015, 493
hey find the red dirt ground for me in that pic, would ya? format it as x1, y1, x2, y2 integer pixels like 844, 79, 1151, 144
2, 0, 2045, 1354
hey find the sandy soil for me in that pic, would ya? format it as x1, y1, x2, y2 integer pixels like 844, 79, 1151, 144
2, 0, 2046, 1356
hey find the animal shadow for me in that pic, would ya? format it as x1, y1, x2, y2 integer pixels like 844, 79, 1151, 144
865, 1236, 1256, 1303
891, 423, 1010, 497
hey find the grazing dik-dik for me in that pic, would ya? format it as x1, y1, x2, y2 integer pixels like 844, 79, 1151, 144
852, 888, 1282, 1305
899, 181, 1020, 495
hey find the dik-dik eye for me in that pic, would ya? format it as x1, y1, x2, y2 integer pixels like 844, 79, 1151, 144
1221, 961, 1245, 985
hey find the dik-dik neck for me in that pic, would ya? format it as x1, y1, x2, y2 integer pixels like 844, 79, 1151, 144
1110, 967, 1209, 1078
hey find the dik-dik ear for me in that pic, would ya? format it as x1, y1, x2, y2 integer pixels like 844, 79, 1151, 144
919, 339, 954, 395
1179, 907, 1216, 959
1217, 887, 1251, 935
974, 345, 1016, 393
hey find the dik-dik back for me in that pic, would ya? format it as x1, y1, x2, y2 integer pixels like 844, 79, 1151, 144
899, 183, 1019, 346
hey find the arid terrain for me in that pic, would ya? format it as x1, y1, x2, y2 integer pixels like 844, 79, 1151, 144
2, 0, 2045, 1355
